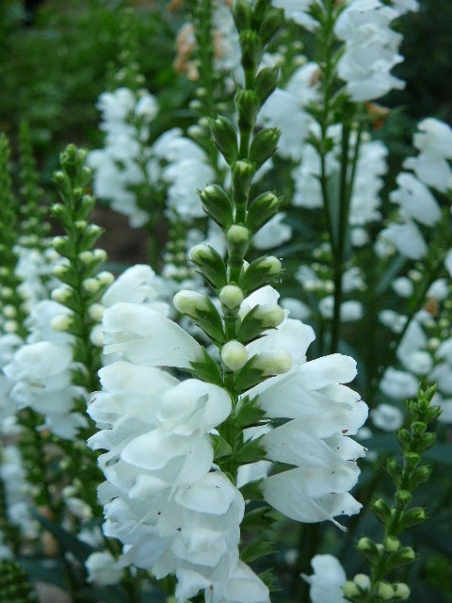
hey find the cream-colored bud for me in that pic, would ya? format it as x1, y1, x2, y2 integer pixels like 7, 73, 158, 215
173, 290, 210, 315
342, 581, 360, 598
79, 251, 94, 264
3, 305, 16, 318
83, 278, 101, 294
227, 224, 250, 245
51, 314, 72, 332
93, 249, 107, 262
254, 304, 285, 328
3, 320, 18, 333
376, 581, 395, 600
75, 219, 88, 230
219, 285, 244, 309
88, 303, 105, 322
97, 271, 115, 286
393, 583, 410, 600
51, 286, 72, 304
90, 325, 104, 347
1, 287, 13, 298
254, 350, 292, 376
353, 574, 371, 591
221, 340, 248, 371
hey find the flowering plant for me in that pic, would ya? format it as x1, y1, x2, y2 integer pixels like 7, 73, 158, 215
0, 1, 451, 603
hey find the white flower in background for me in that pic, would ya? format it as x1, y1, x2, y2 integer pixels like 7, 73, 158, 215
392, 276, 414, 298
379, 310, 407, 333
404, 118, 452, 192
396, 315, 432, 376
319, 297, 363, 322
335, 0, 406, 102
390, 172, 441, 226
14, 246, 61, 311
350, 138, 387, 226
302, 554, 347, 603
273, 0, 320, 32
0, 444, 39, 540
0, 333, 22, 423
380, 219, 427, 260
259, 63, 320, 161
379, 367, 419, 399
371, 403, 404, 431
86, 551, 124, 585
253, 213, 292, 249
391, 0, 419, 13
88, 87, 159, 228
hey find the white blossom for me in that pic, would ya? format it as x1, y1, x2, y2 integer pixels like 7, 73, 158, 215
302, 554, 347, 603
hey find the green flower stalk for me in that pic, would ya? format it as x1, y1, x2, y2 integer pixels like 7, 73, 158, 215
344, 386, 441, 603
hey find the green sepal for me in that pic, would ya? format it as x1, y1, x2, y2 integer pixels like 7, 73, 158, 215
396, 427, 412, 451
249, 128, 280, 168
234, 434, 267, 465
234, 394, 266, 429
188, 297, 226, 345
53, 235, 75, 259
414, 431, 436, 453
356, 537, 382, 565
190, 244, 228, 290
236, 88, 260, 131
233, 355, 267, 391
246, 191, 280, 232
241, 537, 275, 564
394, 489, 412, 509
255, 65, 280, 104
79, 223, 104, 251
190, 348, 224, 386
241, 506, 274, 530
232, 160, 255, 200
239, 478, 265, 502
210, 116, 238, 165
237, 305, 269, 344
251, 0, 272, 28
50, 202, 73, 230
199, 184, 234, 229
240, 255, 282, 295
212, 433, 233, 460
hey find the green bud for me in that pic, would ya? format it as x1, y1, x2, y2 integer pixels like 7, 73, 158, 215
398, 506, 426, 530
408, 464, 431, 489
236, 89, 260, 132
411, 420, 426, 437
254, 350, 292, 376
190, 244, 227, 289
240, 255, 282, 294
227, 225, 251, 258
232, 0, 252, 31
386, 546, 416, 571
383, 535, 400, 552
237, 303, 284, 343
219, 285, 244, 309
249, 128, 280, 168
416, 431, 436, 452
97, 271, 114, 287
210, 116, 238, 165
255, 65, 280, 104
404, 451, 421, 471
376, 581, 395, 601
51, 285, 73, 304
239, 30, 263, 72
199, 185, 234, 229
258, 6, 284, 44
247, 190, 280, 232
395, 489, 412, 508
396, 427, 412, 451
386, 457, 403, 487
221, 340, 248, 371
232, 160, 255, 200
80, 224, 104, 251
173, 290, 225, 345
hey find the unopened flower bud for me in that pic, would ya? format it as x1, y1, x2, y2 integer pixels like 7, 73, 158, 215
174, 290, 210, 315
79, 251, 94, 264
89, 303, 105, 321
51, 286, 72, 304
219, 285, 244, 309
393, 583, 410, 600
83, 278, 101, 294
3, 305, 16, 318
376, 581, 395, 600
93, 249, 107, 262
353, 574, 371, 591
253, 304, 285, 329
342, 581, 360, 598
51, 314, 72, 332
383, 535, 400, 552
254, 350, 292, 376
221, 340, 248, 371
4, 320, 18, 333
97, 271, 114, 286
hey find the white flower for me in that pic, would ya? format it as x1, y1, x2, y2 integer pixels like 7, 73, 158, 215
371, 403, 404, 431
390, 172, 441, 226
273, 0, 320, 32
86, 551, 123, 585
335, 0, 405, 102
302, 554, 347, 603
380, 220, 427, 259
379, 367, 419, 399
253, 213, 292, 249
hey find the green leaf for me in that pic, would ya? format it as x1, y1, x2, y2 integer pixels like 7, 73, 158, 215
190, 348, 224, 386
241, 537, 274, 564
